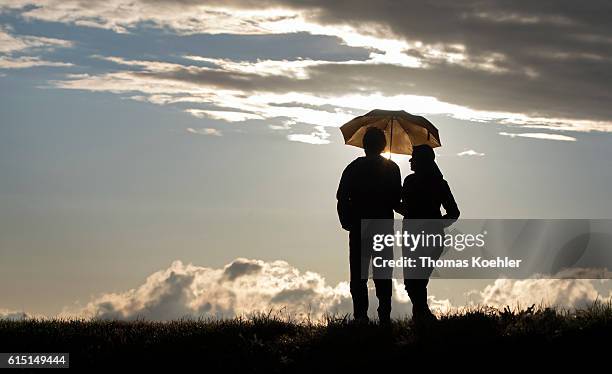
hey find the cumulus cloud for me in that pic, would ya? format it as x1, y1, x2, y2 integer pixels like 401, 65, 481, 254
55, 258, 453, 321
63, 260, 611, 320
471, 278, 612, 310
457, 149, 485, 157
499, 132, 577, 142
57, 258, 354, 320
5, 258, 612, 321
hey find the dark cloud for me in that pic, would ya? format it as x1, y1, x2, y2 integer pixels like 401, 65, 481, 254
126, 55, 612, 121
295, 1, 612, 121
223, 258, 263, 280
239, 0, 612, 122
271, 288, 316, 303
11, 0, 611, 124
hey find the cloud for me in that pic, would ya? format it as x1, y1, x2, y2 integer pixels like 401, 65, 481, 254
471, 278, 612, 310
183, 55, 330, 79
222, 258, 262, 280
287, 126, 330, 145
53, 258, 452, 321
0, 1, 302, 35
0, 25, 73, 69
499, 132, 577, 142
0, 25, 72, 53
48, 55, 612, 133
457, 149, 485, 157
0, 308, 30, 320
287, 133, 329, 145
57, 258, 353, 320
5, 258, 611, 321
186, 109, 264, 122
186, 127, 222, 136
0, 55, 72, 69
4, 1, 612, 129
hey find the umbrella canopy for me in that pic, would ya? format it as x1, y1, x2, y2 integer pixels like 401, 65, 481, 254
340, 109, 441, 155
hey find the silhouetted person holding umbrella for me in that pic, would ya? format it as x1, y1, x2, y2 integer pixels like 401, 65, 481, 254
336, 127, 401, 324
396, 144, 460, 324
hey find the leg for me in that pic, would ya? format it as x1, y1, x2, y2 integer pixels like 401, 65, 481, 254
402, 222, 428, 312
403, 221, 442, 322
373, 279, 392, 323
372, 234, 394, 324
349, 230, 368, 320
404, 278, 428, 311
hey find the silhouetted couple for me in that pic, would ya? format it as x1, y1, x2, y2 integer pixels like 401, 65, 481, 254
337, 127, 460, 324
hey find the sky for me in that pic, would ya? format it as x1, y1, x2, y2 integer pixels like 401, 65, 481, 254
1, 0, 612, 320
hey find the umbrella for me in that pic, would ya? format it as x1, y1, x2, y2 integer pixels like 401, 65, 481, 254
340, 109, 441, 156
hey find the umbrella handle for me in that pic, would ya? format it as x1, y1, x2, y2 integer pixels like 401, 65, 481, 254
389, 117, 393, 160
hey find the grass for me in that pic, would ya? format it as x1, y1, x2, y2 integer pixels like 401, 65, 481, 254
1, 301, 611, 370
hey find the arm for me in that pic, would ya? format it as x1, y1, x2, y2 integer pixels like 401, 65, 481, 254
394, 175, 411, 217
440, 180, 460, 226
391, 163, 402, 214
336, 165, 355, 231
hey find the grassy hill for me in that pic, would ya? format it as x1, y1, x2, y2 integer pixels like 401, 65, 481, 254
1, 302, 610, 370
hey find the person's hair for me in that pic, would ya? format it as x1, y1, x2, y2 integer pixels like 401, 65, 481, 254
363, 127, 386, 154
411, 144, 443, 178
412, 144, 435, 161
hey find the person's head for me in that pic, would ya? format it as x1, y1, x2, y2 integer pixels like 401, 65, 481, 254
410, 144, 442, 177
362, 126, 386, 156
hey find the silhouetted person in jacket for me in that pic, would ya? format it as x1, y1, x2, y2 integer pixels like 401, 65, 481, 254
396, 144, 459, 323
337, 127, 401, 324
